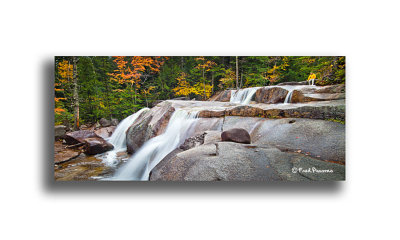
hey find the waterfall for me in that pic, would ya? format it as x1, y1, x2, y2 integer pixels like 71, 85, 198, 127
99, 108, 149, 166
230, 87, 260, 104
111, 109, 199, 181
284, 90, 294, 104
282, 85, 318, 104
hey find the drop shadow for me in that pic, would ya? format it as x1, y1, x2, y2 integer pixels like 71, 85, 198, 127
40, 56, 344, 196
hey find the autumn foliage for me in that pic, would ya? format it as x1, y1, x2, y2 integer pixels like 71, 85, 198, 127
54, 56, 345, 126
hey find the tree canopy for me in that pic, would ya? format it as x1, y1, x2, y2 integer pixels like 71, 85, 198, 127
54, 56, 345, 127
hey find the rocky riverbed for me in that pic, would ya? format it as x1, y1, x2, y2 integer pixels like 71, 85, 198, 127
54, 84, 346, 181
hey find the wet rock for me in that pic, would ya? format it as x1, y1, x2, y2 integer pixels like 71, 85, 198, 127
198, 109, 225, 118
55, 125, 66, 139
255, 87, 289, 104
225, 105, 264, 117
111, 118, 119, 126
208, 90, 231, 102
54, 141, 81, 164
126, 101, 175, 153
221, 128, 251, 144
126, 113, 153, 154
94, 126, 116, 139
178, 99, 345, 121
83, 137, 114, 155
99, 118, 111, 127
54, 154, 114, 181
64, 130, 100, 145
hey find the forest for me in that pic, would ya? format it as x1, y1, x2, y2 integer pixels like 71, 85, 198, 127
54, 56, 345, 129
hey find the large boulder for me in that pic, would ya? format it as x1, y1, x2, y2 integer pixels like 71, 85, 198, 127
55, 125, 66, 139
150, 142, 345, 181
99, 118, 111, 127
126, 101, 175, 153
221, 128, 251, 144
83, 137, 114, 155
222, 116, 345, 164
94, 126, 116, 139
126, 112, 153, 154
64, 130, 100, 145
255, 87, 289, 104
208, 90, 232, 102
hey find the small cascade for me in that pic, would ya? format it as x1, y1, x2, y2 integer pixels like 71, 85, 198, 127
111, 109, 199, 181
284, 90, 294, 104
230, 87, 260, 104
99, 108, 149, 166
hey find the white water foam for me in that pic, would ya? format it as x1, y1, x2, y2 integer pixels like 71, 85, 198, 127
111, 109, 199, 181
230, 87, 260, 104
98, 108, 149, 166
280, 85, 319, 104
284, 89, 294, 104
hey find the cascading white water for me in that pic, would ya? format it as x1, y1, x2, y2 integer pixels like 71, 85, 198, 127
230, 87, 260, 104
98, 108, 149, 166
281, 85, 319, 104
229, 85, 320, 105
111, 109, 199, 181
284, 90, 294, 104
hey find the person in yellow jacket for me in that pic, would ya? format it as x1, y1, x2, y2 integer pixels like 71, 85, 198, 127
307, 73, 316, 85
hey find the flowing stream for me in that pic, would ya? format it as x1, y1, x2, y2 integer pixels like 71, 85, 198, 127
230, 87, 260, 104
111, 109, 199, 181
280, 85, 319, 104
100, 85, 319, 180
98, 108, 149, 166
284, 89, 294, 104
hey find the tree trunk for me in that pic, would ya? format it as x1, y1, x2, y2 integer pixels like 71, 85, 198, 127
240, 72, 243, 88
236, 56, 239, 90
203, 68, 206, 100
72, 57, 79, 130
144, 90, 148, 107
